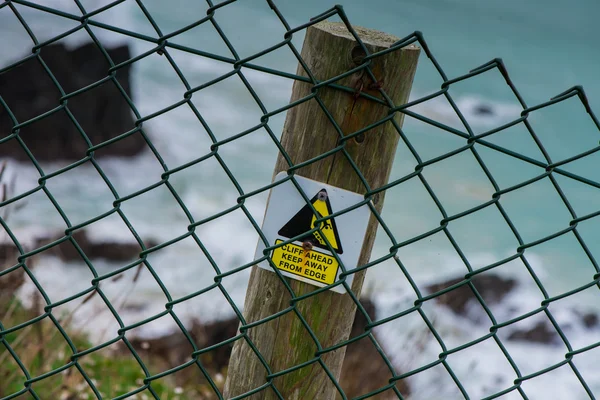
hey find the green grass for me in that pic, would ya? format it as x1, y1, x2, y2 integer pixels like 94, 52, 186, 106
0, 297, 207, 400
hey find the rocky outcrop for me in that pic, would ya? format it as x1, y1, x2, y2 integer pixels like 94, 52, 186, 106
574, 310, 599, 329
338, 299, 410, 398
507, 321, 560, 345
129, 298, 410, 399
426, 273, 600, 346
0, 229, 156, 268
425, 274, 517, 317
49, 230, 156, 263
0, 42, 145, 161
0, 243, 24, 304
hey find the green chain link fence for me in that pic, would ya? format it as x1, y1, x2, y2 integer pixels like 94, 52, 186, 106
1, 0, 600, 399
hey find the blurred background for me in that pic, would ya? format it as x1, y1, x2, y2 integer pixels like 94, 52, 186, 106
1, 0, 600, 398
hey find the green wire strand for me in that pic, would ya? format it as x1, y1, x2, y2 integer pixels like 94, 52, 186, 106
0, 1, 599, 399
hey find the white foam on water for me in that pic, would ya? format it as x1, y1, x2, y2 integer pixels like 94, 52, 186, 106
409, 92, 523, 131
370, 248, 600, 399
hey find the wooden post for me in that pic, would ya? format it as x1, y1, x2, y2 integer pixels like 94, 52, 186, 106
224, 21, 420, 399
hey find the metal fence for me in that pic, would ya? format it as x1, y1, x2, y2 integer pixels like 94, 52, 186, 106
1, 0, 600, 399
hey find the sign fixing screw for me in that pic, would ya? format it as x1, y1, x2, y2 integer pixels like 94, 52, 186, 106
302, 241, 313, 253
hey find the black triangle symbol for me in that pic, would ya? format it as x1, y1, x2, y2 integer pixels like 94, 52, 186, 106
277, 189, 343, 254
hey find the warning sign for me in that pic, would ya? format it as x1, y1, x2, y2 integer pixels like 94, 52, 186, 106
255, 173, 371, 293
271, 240, 339, 285
278, 189, 343, 254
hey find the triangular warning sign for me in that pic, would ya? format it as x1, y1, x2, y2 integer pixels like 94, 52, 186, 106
278, 189, 343, 254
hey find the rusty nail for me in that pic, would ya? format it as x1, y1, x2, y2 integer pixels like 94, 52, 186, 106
302, 241, 313, 252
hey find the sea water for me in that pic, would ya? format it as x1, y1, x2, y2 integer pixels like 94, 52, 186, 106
1, 0, 600, 398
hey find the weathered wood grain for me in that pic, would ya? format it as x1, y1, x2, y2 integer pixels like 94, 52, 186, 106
224, 21, 420, 400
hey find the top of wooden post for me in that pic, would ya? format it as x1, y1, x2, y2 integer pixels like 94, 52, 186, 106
314, 21, 416, 50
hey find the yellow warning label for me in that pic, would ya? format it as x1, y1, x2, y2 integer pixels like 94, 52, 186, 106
271, 239, 339, 285
278, 189, 343, 254
310, 197, 340, 252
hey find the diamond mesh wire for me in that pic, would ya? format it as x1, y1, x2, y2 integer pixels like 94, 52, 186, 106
1, 0, 600, 399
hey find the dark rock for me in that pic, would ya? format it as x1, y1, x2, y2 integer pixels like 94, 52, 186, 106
0, 42, 145, 161
473, 104, 495, 116
507, 321, 560, 345
338, 298, 410, 398
426, 274, 517, 317
0, 242, 18, 265
571, 308, 599, 329
0, 242, 24, 304
128, 298, 410, 399
129, 317, 239, 373
349, 298, 376, 337
46, 230, 156, 263
582, 313, 598, 329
